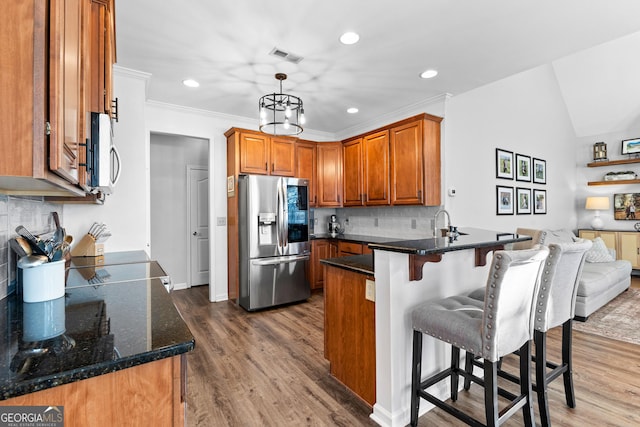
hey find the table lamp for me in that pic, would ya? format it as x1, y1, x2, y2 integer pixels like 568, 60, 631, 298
585, 196, 610, 230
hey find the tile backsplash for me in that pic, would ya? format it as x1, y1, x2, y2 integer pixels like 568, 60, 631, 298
0, 195, 61, 299
313, 205, 443, 239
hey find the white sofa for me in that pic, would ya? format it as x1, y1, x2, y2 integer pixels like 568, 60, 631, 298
515, 228, 631, 321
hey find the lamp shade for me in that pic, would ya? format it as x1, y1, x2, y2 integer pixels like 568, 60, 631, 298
585, 196, 610, 210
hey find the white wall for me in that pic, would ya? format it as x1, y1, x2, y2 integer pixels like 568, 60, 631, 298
150, 134, 208, 288
64, 68, 150, 254
576, 128, 640, 230
443, 64, 579, 233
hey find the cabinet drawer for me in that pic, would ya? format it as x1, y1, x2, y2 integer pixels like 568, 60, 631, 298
338, 241, 364, 256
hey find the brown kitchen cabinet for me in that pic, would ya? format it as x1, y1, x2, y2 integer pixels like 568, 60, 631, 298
88, 0, 117, 116
390, 115, 442, 205
2, 356, 186, 427
310, 239, 338, 290
230, 129, 296, 176
363, 130, 391, 206
1, 0, 116, 197
324, 264, 376, 406
317, 142, 343, 207
343, 138, 364, 206
338, 241, 372, 257
343, 131, 391, 207
296, 140, 317, 206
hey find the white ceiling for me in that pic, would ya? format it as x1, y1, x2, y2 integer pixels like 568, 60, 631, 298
115, 0, 640, 135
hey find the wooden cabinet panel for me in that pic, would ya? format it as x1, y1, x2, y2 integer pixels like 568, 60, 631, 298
310, 239, 338, 290
324, 265, 376, 406
317, 142, 343, 207
617, 232, 640, 268
363, 130, 390, 206
88, 0, 116, 116
296, 140, 317, 206
598, 231, 618, 250
239, 132, 270, 174
343, 138, 363, 206
270, 136, 295, 176
2, 356, 186, 427
49, 0, 83, 184
0, 0, 89, 196
338, 241, 363, 256
391, 120, 424, 204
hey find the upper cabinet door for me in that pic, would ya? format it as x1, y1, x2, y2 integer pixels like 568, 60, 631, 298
270, 136, 296, 176
390, 121, 424, 205
317, 142, 343, 207
48, 0, 82, 185
296, 141, 317, 206
343, 138, 364, 207
239, 132, 270, 175
89, 0, 116, 115
363, 130, 390, 206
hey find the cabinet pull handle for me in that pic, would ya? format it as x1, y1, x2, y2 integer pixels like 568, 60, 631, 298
418, 190, 422, 200
272, 163, 275, 172
265, 162, 268, 171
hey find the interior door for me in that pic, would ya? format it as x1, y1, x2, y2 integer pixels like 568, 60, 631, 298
188, 166, 209, 287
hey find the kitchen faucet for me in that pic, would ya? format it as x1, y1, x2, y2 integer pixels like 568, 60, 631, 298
433, 209, 452, 237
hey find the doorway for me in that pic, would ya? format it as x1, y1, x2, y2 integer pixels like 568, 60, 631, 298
150, 133, 209, 289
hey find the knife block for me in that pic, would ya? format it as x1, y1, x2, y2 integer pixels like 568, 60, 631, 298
71, 234, 105, 257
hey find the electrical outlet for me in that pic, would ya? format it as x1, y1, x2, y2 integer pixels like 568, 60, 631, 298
365, 279, 375, 302
216, 217, 227, 226
411, 219, 417, 229
374, 218, 379, 227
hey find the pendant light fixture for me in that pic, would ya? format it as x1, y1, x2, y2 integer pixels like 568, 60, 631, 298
259, 73, 305, 136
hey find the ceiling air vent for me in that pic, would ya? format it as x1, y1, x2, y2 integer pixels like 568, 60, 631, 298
269, 47, 303, 64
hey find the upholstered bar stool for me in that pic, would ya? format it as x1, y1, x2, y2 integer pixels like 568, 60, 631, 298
410, 247, 549, 427
465, 240, 591, 427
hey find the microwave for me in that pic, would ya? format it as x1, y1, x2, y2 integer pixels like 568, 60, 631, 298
89, 113, 121, 195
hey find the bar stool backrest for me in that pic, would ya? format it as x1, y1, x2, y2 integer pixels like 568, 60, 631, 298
481, 247, 548, 362
534, 240, 592, 332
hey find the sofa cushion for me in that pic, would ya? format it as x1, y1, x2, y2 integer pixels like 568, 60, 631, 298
578, 261, 632, 297
585, 237, 615, 263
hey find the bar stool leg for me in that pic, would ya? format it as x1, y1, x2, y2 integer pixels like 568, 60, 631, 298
521, 341, 535, 427
534, 330, 550, 427
562, 319, 576, 408
483, 359, 499, 427
451, 346, 460, 401
463, 352, 474, 390
411, 330, 423, 427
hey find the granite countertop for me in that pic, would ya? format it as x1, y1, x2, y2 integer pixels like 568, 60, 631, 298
367, 227, 531, 255
311, 233, 401, 245
321, 254, 374, 275
0, 264, 194, 400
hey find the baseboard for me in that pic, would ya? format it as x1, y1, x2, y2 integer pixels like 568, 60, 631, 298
172, 282, 189, 291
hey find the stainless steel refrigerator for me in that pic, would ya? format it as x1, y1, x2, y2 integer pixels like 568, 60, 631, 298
238, 174, 310, 311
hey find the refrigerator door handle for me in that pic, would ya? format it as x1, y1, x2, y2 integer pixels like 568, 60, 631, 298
282, 179, 288, 249
251, 254, 310, 266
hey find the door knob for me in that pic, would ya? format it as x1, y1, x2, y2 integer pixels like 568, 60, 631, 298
192, 232, 197, 236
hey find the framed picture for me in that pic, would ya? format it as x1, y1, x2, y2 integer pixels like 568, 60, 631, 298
621, 137, 640, 155
533, 189, 547, 214
613, 193, 640, 220
533, 158, 546, 184
496, 149, 514, 180
515, 154, 531, 182
496, 185, 514, 215
516, 187, 532, 214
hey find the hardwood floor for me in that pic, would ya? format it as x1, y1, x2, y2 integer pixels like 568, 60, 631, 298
172, 282, 640, 427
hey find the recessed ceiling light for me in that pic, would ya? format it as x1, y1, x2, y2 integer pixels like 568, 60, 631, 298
182, 79, 200, 88
340, 32, 360, 45
347, 107, 359, 114
420, 69, 438, 79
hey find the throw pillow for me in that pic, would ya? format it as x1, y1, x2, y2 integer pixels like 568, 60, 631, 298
585, 237, 615, 263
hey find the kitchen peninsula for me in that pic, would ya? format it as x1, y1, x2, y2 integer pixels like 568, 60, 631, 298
322, 228, 530, 427
0, 254, 194, 427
